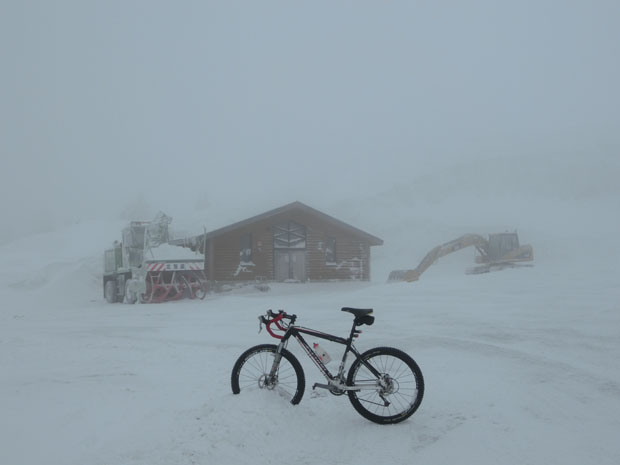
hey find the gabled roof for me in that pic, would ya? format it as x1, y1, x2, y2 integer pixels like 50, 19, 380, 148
203, 201, 383, 246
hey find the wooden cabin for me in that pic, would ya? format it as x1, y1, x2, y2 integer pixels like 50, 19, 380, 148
198, 201, 383, 283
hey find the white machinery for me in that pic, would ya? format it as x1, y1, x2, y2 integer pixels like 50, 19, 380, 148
103, 212, 207, 303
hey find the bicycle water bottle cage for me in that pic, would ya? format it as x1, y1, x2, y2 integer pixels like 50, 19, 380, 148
341, 307, 375, 326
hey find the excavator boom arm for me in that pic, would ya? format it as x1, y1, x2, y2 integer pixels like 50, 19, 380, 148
399, 234, 487, 282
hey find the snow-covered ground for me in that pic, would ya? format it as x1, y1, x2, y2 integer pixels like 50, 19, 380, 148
1, 192, 620, 465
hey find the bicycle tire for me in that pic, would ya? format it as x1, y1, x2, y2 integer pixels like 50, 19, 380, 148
231, 344, 305, 405
347, 346, 424, 424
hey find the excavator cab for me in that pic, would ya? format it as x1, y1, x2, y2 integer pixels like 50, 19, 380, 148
486, 233, 520, 261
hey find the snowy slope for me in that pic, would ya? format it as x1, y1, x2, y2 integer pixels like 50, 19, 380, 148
1, 188, 620, 465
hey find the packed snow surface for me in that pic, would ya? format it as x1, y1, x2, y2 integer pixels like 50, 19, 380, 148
1, 194, 619, 465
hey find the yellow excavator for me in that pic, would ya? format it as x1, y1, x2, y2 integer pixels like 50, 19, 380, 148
388, 232, 533, 282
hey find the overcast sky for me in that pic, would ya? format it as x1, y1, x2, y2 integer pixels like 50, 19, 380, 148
1, 1, 619, 243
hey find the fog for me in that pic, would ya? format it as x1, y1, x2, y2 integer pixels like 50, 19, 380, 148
2, 1, 619, 244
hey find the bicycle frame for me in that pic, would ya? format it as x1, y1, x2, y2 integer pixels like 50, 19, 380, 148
273, 323, 383, 392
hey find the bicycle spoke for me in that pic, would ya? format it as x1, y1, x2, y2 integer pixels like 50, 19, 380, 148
347, 347, 424, 423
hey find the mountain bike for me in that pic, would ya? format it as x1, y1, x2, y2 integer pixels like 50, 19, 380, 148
231, 308, 424, 424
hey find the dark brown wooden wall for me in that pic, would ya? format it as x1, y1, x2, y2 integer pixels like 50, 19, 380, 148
204, 209, 374, 282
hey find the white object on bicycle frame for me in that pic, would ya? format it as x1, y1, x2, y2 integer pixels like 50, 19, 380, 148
313, 343, 331, 364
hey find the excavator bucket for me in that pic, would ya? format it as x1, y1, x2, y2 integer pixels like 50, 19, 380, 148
388, 269, 421, 282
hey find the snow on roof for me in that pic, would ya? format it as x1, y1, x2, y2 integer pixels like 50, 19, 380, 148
144, 243, 203, 261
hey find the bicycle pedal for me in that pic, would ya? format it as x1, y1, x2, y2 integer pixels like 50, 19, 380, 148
312, 383, 331, 390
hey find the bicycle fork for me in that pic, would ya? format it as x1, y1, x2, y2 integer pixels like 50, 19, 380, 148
266, 342, 288, 384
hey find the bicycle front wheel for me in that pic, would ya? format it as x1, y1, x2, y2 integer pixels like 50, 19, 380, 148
231, 344, 305, 405
347, 346, 424, 424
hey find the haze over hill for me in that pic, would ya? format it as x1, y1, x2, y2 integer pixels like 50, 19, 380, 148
3, 1, 620, 247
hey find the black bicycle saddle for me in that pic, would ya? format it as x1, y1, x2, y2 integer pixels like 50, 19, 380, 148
342, 307, 375, 326
341, 307, 373, 317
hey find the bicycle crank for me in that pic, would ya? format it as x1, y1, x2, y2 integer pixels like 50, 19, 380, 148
312, 382, 346, 396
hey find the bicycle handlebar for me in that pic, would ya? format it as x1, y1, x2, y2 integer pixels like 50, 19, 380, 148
259, 309, 297, 339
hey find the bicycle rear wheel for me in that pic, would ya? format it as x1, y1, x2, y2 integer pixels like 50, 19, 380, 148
347, 346, 424, 424
231, 344, 305, 405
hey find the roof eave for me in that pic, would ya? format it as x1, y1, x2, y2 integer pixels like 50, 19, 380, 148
201, 201, 383, 246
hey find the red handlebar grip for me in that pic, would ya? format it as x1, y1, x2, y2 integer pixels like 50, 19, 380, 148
266, 313, 285, 339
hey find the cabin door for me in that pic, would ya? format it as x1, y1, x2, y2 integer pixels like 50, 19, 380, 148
273, 221, 307, 282
274, 250, 306, 282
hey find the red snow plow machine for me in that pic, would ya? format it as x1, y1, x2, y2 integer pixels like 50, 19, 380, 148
103, 212, 207, 303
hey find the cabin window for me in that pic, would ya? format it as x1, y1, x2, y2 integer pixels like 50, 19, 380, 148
240, 233, 252, 263
325, 237, 336, 263
274, 222, 306, 249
